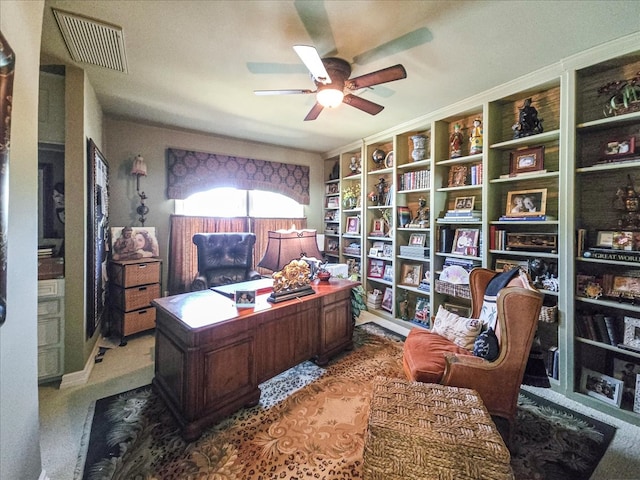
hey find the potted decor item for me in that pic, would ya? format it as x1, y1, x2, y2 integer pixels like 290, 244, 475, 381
411, 134, 428, 161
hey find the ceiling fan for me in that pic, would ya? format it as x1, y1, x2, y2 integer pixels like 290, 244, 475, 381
254, 45, 407, 121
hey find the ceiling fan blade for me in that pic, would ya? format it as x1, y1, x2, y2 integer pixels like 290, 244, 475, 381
294, 0, 337, 57
353, 27, 433, 65
254, 89, 313, 96
293, 45, 331, 84
348, 64, 407, 90
304, 103, 324, 121
343, 94, 384, 116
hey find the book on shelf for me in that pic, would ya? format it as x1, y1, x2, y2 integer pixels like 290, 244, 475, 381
445, 209, 481, 217
593, 314, 612, 345
604, 316, 620, 346
583, 249, 640, 263
498, 215, 554, 221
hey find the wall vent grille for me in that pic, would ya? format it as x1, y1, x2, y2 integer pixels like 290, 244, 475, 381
52, 8, 128, 73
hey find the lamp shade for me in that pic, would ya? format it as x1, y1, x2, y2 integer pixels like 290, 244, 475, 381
317, 86, 344, 108
131, 154, 147, 176
258, 229, 324, 272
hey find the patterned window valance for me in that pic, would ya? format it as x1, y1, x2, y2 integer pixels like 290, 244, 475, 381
167, 148, 310, 205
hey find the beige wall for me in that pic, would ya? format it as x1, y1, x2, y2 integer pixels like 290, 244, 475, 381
0, 1, 45, 479
104, 117, 324, 289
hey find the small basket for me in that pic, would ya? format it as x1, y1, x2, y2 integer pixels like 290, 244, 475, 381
539, 305, 558, 323
434, 280, 471, 299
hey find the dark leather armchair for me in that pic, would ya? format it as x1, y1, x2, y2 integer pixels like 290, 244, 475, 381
191, 233, 262, 291
403, 268, 543, 441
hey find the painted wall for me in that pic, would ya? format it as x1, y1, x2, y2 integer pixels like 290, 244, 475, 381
104, 117, 324, 289
0, 1, 45, 479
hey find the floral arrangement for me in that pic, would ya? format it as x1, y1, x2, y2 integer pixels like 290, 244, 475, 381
343, 184, 360, 200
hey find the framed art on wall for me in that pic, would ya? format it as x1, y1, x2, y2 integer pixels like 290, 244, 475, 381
87, 139, 109, 339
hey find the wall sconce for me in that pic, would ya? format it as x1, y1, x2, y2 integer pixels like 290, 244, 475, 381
130, 154, 149, 226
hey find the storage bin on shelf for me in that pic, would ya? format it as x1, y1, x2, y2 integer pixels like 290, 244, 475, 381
434, 279, 471, 299
538, 304, 558, 323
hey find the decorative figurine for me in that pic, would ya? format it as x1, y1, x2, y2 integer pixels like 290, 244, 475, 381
411, 196, 429, 227
469, 118, 483, 155
450, 123, 463, 158
618, 174, 640, 229
349, 156, 361, 175
374, 177, 387, 206
512, 98, 544, 138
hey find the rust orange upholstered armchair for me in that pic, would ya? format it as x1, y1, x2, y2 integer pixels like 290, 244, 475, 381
402, 267, 543, 439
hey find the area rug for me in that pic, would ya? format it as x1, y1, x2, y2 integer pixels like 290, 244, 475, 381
77, 324, 614, 480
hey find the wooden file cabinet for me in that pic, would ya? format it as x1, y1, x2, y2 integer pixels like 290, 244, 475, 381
109, 258, 162, 339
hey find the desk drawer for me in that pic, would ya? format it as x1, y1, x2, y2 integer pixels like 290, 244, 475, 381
111, 283, 161, 312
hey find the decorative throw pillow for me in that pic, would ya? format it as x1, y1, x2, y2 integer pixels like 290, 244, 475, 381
432, 305, 482, 350
473, 327, 500, 361
479, 268, 520, 330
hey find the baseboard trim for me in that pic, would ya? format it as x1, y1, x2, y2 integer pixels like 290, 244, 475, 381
59, 337, 101, 389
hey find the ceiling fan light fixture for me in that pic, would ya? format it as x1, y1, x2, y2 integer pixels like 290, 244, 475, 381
317, 87, 343, 108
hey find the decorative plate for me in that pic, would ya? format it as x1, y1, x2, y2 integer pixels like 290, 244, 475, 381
384, 151, 394, 168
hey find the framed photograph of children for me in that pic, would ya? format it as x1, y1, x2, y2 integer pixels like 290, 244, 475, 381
452, 228, 479, 255
368, 258, 385, 278
400, 263, 422, 287
381, 287, 393, 312
383, 264, 394, 282
505, 188, 547, 217
346, 216, 360, 234
509, 146, 545, 175
454, 196, 475, 212
408, 233, 427, 246
235, 290, 256, 308
580, 367, 623, 407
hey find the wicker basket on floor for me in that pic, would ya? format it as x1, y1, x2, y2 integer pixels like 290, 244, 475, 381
363, 376, 513, 480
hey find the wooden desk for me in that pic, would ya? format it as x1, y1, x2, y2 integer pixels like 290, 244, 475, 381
152, 278, 358, 441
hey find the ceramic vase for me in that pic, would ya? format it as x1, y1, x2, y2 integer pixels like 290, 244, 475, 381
411, 135, 427, 162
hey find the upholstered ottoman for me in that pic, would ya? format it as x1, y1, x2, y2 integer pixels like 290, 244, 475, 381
363, 377, 513, 480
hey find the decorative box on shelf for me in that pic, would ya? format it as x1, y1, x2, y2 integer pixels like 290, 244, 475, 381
367, 290, 383, 308
400, 246, 429, 258
344, 246, 361, 255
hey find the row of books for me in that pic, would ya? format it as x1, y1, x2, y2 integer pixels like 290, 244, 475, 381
38, 246, 55, 258
575, 313, 620, 346
489, 227, 507, 250
498, 214, 552, 221
398, 169, 430, 191
468, 163, 483, 185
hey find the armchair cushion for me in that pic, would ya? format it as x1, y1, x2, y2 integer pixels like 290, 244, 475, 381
432, 305, 482, 350
402, 329, 473, 383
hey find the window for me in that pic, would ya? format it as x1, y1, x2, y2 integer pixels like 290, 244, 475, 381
177, 187, 304, 218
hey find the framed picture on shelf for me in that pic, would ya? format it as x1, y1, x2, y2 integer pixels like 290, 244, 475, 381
505, 188, 547, 217
580, 367, 623, 407
596, 230, 615, 248
381, 287, 393, 312
368, 258, 384, 278
408, 233, 427, 246
346, 216, 360, 234
371, 218, 386, 236
603, 137, 635, 159
383, 264, 394, 282
397, 206, 411, 228
384, 151, 394, 168
400, 263, 422, 287
325, 238, 339, 254
325, 183, 339, 194
326, 196, 339, 208
609, 277, 640, 300
612, 231, 634, 250
448, 165, 468, 187
413, 296, 430, 326
613, 358, 639, 406
635, 375, 640, 414
452, 228, 480, 255
495, 258, 528, 273
454, 196, 475, 211
382, 243, 393, 258
509, 146, 545, 175
622, 316, 640, 351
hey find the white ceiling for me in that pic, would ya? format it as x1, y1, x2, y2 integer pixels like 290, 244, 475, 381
40, 0, 640, 154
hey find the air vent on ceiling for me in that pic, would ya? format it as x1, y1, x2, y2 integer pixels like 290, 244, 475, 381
52, 8, 128, 73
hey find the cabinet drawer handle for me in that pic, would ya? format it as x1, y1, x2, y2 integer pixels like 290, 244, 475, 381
137, 264, 148, 269
138, 286, 147, 292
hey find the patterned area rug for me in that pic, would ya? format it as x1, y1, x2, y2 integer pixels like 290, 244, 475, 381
78, 324, 614, 480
